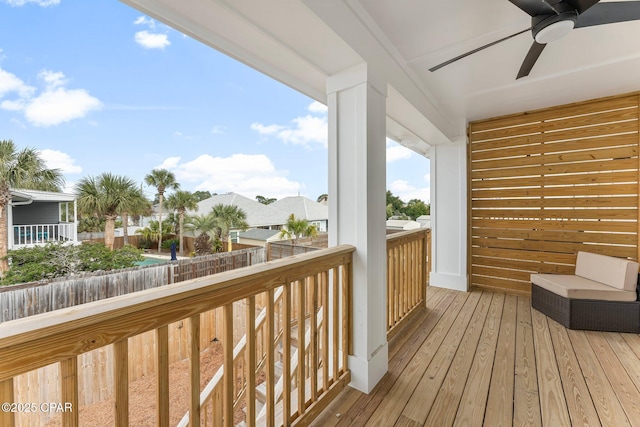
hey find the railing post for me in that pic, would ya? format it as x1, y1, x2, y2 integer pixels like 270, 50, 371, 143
114, 340, 129, 427
223, 304, 234, 427
0, 379, 14, 427
189, 315, 201, 427
60, 357, 79, 427
156, 326, 169, 427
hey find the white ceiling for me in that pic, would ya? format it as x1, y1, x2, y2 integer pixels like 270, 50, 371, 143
121, 0, 640, 147
356, 0, 640, 122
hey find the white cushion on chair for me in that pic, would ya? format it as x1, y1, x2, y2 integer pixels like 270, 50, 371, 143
575, 251, 639, 292
531, 273, 637, 302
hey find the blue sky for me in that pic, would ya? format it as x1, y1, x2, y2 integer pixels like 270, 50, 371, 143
0, 0, 430, 203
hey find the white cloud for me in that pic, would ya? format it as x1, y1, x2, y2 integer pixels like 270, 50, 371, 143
160, 153, 301, 199
25, 87, 102, 126
135, 31, 170, 49
308, 101, 327, 114
386, 140, 413, 163
0, 68, 101, 126
134, 16, 156, 28
389, 178, 430, 203
38, 149, 82, 174
211, 125, 225, 134
0, 68, 35, 98
3, 0, 60, 6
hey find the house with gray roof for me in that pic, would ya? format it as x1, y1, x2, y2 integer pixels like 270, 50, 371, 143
192, 193, 291, 242
237, 228, 283, 247
270, 196, 329, 232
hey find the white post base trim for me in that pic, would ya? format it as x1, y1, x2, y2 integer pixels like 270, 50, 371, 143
347, 342, 388, 394
429, 272, 468, 292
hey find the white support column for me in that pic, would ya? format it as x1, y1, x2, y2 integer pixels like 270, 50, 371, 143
327, 63, 388, 394
430, 137, 468, 291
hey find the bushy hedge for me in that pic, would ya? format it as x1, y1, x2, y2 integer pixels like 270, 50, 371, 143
2, 242, 144, 286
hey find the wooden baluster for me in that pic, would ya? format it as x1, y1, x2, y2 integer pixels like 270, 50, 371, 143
114, 340, 128, 427
0, 379, 15, 427
331, 267, 339, 382
156, 326, 169, 427
387, 247, 392, 331
266, 289, 275, 427
394, 246, 400, 324
223, 304, 234, 427
282, 282, 291, 425
189, 315, 201, 426
60, 357, 79, 427
245, 296, 256, 427
310, 275, 318, 402
321, 271, 329, 393
342, 262, 352, 369
297, 279, 306, 416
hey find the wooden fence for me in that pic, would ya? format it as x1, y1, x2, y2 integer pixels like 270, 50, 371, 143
0, 248, 265, 426
469, 92, 640, 295
266, 242, 321, 261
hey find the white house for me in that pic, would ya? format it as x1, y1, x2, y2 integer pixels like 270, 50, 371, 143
8, 189, 78, 249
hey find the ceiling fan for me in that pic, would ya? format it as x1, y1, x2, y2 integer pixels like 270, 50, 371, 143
429, 1, 640, 79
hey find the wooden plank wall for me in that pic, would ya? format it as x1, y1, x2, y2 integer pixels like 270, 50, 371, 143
468, 93, 640, 295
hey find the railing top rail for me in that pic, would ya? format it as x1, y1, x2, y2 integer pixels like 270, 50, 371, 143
0, 244, 355, 382
386, 228, 430, 246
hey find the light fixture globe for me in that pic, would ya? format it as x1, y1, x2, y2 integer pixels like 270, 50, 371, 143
534, 19, 575, 43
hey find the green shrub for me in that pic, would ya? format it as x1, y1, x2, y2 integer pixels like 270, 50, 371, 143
2, 242, 144, 286
161, 238, 179, 250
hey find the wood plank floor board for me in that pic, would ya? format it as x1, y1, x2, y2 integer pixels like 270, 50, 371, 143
526, 309, 571, 426
547, 318, 600, 426
399, 292, 483, 425
484, 294, 518, 427
513, 296, 542, 427
323, 289, 458, 427
454, 293, 505, 427
423, 292, 493, 427
568, 330, 631, 427
364, 291, 472, 426
315, 288, 640, 427
586, 332, 640, 425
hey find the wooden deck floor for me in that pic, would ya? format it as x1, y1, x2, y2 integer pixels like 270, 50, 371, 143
312, 286, 640, 427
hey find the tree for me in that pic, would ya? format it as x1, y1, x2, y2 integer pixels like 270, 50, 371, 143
256, 195, 276, 205
210, 204, 249, 241
317, 193, 328, 203
76, 173, 139, 250
135, 220, 173, 247
280, 214, 318, 245
403, 199, 430, 220
144, 169, 179, 252
165, 190, 199, 256
185, 213, 220, 255
193, 190, 212, 202
386, 190, 405, 219
119, 186, 151, 245
0, 140, 65, 271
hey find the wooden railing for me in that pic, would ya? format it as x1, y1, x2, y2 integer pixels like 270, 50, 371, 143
386, 228, 431, 339
0, 245, 354, 427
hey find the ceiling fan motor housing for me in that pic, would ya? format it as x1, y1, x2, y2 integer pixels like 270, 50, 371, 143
532, 4, 579, 44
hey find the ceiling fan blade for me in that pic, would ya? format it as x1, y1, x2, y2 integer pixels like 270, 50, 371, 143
429, 28, 531, 72
508, 0, 557, 16
575, 1, 640, 28
564, 0, 600, 15
517, 42, 546, 79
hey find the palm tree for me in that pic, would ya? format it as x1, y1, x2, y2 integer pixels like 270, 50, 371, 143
76, 173, 138, 250
144, 169, 179, 252
185, 213, 220, 255
280, 213, 318, 245
119, 186, 151, 245
256, 195, 276, 205
165, 190, 199, 256
210, 204, 249, 241
135, 220, 173, 247
0, 140, 64, 270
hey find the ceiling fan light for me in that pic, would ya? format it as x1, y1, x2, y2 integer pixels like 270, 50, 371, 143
534, 20, 575, 44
